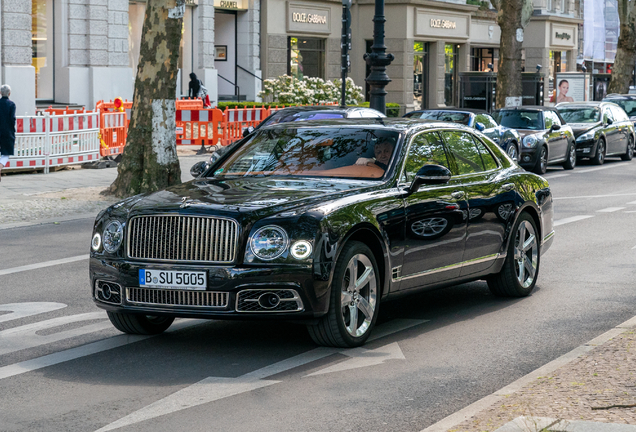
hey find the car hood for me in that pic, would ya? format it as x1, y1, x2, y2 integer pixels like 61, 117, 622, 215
568, 122, 601, 138
121, 177, 377, 219
515, 129, 545, 138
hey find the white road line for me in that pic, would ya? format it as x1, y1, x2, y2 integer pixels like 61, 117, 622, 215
0, 254, 89, 276
0, 319, 206, 381
575, 164, 630, 173
544, 173, 570, 179
626, 211, 636, 213
0, 302, 67, 324
553, 215, 594, 226
627, 201, 636, 205
553, 192, 636, 200
633, 245, 636, 250
597, 207, 625, 213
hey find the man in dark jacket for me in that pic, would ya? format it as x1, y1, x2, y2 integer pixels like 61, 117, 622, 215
0, 84, 16, 180
188, 73, 201, 99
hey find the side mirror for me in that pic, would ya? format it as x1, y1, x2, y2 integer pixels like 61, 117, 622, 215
243, 126, 255, 137
550, 123, 561, 131
190, 161, 208, 178
475, 122, 485, 132
605, 118, 613, 126
410, 164, 452, 193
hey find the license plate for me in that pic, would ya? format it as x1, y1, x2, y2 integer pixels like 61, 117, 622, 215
139, 269, 207, 290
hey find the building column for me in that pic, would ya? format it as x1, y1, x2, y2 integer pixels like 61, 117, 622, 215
428, 41, 446, 108
195, 0, 218, 106
236, 0, 262, 102
2, 0, 35, 115
383, 38, 412, 115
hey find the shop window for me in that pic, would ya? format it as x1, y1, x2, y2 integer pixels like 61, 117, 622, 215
445, 44, 458, 107
470, 48, 498, 72
288, 37, 325, 80
414, 42, 429, 110
32, 0, 54, 100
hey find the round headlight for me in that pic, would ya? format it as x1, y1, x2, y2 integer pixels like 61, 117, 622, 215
91, 233, 102, 251
250, 225, 288, 260
103, 220, 124, 253
522, 135, 538, 148
290, 240, 312, 260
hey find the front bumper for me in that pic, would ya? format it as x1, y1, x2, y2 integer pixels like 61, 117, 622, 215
519, 147, 540, 170
574, 138, 597, 157
90, 257, 331, 320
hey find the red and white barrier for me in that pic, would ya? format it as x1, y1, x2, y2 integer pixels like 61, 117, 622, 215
5, 112, 100, 173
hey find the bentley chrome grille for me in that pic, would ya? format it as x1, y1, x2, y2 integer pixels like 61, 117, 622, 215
127, 287, 228, 308
127, 215, 238, 263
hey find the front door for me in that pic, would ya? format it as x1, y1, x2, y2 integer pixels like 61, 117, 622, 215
544, 110, 568, 161
398, 131, 467, 291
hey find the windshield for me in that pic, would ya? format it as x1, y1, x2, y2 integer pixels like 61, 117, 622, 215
261, 111, 346, 127
212, 127, 400, 180
404, 110, 471, 125
558, 108, 601, 123
610, 100, 636, 117
493, 110, 543, 130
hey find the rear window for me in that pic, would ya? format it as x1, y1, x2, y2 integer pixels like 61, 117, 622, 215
493, 110, 543, 130
405, 110, 471, 125
607, 99, 636, 117
558, 108, 601, 123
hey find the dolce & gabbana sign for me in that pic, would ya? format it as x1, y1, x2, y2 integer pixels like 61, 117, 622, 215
430, 19, 456, 29
415, 9, 469, 39
288, 3, 331, 34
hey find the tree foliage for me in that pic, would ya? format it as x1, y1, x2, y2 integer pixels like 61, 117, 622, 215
608, 0, 636, 94
104, 0, 184, 198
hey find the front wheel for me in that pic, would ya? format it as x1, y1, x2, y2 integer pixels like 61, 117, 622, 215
563, 142, 577, 170
107, 312, 175, 335
533, 146, 548, 175
506, 143, 519, 163
592, 138, 606, 165
307, 241, 380, 347
487, 212, 540, 297
621, 136, 634, 161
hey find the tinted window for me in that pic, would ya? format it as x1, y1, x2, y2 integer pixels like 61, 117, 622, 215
405, 110, 471, 125
475, 113, 498, 129
546, 111, 562, 127
603, 108, 615, 123
610, 106, 629, 122
543, 112, 554, 129
473, 136, 498, 170
442, 131, 485, 175
404, 132, 450, 182
263, 111, 345, 126
608, 99, 636, 117
493, 110, 543, 130
558, 108, 601, 123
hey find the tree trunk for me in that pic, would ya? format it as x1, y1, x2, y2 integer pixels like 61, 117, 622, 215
608, 1, 636, 95
493, 0, 533, 109
104, 0, 184, 198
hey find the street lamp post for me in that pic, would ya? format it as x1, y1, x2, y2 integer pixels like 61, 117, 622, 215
364, 0, 394, 115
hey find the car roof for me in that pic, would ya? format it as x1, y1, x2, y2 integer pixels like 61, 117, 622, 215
271, 106, 381, 114
406, 108, 488, 115
495, 105, 554, 111
261, 117, 474, 133
556, 101, 603, 108
604, 94, 636, 100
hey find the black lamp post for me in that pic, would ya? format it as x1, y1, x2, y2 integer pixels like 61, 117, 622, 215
363, 0, 394, 115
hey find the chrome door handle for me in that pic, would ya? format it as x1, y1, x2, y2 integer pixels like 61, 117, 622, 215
451, 191, 465, 199
500, 183, 515, 192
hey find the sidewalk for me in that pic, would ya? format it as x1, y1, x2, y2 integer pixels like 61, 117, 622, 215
0, 147, 210, 228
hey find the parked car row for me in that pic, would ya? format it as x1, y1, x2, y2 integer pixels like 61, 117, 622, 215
403, 99, 636, 175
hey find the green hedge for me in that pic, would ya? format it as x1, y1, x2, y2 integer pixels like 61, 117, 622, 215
215, 101, 401, 117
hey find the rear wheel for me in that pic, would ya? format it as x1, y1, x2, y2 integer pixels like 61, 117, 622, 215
307, 241, 380, 347
107, 312, 174, 335
487, 212, 540, 297
562, 142, 576, 170
621, 136, 634, 161
533, 146, 548, 175
592, 138, 606, 165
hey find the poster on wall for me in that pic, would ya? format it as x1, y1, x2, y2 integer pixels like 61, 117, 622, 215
215, 46, 227, 61
554, 73, 586, 103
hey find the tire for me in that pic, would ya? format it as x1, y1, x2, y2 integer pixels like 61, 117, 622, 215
592, 138, 606, 165
506, 143, 519, 163
107, 312, 174, 335
487, 212, 540, 297
307, 241, 380, 347
562, 142, 577, 170
621, 136, 634, 161
533, 146, 548, 175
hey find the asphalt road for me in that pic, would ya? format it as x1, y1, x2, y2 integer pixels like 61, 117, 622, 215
1, 157, 635, 432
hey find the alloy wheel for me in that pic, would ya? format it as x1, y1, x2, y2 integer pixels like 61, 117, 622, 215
539, 147, 547, 172
341, 254, 377, 337
513, 220, 538, 288
507, 144, 518, 162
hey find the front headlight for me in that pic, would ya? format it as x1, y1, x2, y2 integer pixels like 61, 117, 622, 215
91, 233, 102, 251
250, 225, 289, 260
522, 135, 538, 148
103, 220, 124, 253
576, 131, 595, 142
290, 240, 313, 260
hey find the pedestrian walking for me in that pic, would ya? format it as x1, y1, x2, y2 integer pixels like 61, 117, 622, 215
0, 84, 16, 181
188, 73, 201, 99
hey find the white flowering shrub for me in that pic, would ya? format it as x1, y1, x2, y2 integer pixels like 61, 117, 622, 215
258, 75, 364, 105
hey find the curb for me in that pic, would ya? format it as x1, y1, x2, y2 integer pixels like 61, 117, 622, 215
494, 416, 636, 432
0, 213, 98, 231
420, 316, 636, 432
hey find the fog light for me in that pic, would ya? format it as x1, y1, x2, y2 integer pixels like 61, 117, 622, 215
523, 155, 531, 162
290, 240, 312, 260
258, 292, 281, 309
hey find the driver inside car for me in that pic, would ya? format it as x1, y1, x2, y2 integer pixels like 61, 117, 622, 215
355, 140, 394, 170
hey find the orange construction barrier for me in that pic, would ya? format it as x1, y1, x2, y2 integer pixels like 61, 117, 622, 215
96, 99, 133, 128
100, 112, 127, 157
221, 106, 270, 146
43, 106, 90, 116
176, 98, 204, 110
176, 108, 223, 146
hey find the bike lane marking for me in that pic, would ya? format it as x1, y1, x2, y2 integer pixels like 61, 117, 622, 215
0, 302, 67, 324
553, 215, 594, 226
0, 254, 89, 276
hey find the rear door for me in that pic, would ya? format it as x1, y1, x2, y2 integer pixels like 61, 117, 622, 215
609, 106, 628, 154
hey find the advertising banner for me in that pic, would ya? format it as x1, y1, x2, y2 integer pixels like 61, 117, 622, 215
555, 73, 586, 103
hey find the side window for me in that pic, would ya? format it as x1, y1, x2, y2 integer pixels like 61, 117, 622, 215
472, 136, 499, 171
475, 114, 498, 129
543, 112, 553, 129
611, 106, 628, 122
404, 132, 450, 182
552, 111, 563, 126
603, 108, 615, 123
442, 131, 485, 175
547, 111, 561, 127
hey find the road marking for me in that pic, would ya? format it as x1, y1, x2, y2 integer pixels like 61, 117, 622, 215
553, 215, 594, 226
597, 207, 625, 213
0, 254, 89, 276
305, 342, 405, 377
0, 302, 67, 324
627, 201, 636, 205
553, 192, 636, 201
625, 211, 636, 213
0, 319, 205, 381
633, 245, 636, 250
575, 164, 629, 173
544, 173, 569, 179
94, 319, 427, 432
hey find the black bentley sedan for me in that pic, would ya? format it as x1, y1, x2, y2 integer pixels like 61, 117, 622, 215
556, 102, 635, 164
404, 108, 522, 162
90, 119, 554, 348
493, 106, 576, 174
